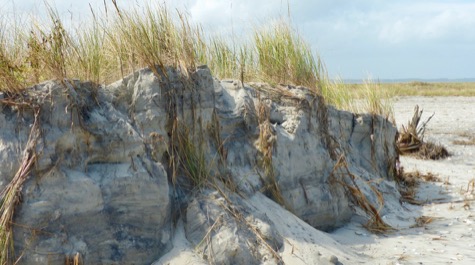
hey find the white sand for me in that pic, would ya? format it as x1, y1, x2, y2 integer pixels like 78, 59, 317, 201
331, 96, 475, 264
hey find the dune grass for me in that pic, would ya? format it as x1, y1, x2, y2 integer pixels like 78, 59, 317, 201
0, 2, 472, 122
0, 1, 397, 119
321, 77, 355, 112
358, 80, 394, 120
254, 21, 323, 90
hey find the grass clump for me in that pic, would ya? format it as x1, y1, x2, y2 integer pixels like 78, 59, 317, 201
169, 119, 209, 190
69, 15, 108, 84
254, 21, 322, 90
108, 2, 203, 77
321, 77, 355, 111
348, 81, 475, 97
39, 10, 69, 81
322, 78, 394, 121
358, 79, 394, 121
207, 37, 239, 79
0, 19, 28, 93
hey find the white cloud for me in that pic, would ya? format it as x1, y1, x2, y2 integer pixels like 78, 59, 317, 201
376, 3, 475, 44
3, 0, 474, 78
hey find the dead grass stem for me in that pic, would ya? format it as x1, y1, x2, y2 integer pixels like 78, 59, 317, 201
410, 216, 438, 228
213, 184, 283, 264
453, 135, 475, 146
331, 154, 395, 234
396, 167, 439, 205
255, 98, 288, 209
0, 106, 40, 265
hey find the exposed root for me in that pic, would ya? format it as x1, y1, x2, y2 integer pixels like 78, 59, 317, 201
315, 95, 338, 160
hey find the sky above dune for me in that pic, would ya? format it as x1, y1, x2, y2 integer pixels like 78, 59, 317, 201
3, 0, 474, 80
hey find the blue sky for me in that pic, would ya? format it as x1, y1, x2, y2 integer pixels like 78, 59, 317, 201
2, 0, 474, 80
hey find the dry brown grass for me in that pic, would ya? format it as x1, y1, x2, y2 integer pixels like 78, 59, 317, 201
212, 185, 284, 264
453, 133, 475, 146
255, 98, 288, 210
396, 168, 439, 205
410, 215, 438, 228
0, 103, 41, 265
415, 142, 450, 160
331, 155, 395, 234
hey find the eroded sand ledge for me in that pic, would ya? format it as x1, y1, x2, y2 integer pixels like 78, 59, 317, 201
1, 66, 404, 264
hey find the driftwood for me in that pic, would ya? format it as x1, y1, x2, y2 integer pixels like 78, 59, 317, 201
397, 105, 448, 159
397, 105, 433, 153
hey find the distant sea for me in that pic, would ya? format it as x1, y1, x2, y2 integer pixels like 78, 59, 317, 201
341, 78, 475, 84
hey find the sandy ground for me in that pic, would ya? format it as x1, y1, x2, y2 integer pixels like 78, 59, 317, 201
331, 96, 475, 265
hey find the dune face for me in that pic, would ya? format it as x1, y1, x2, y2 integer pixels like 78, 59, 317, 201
0, 66, 398, 264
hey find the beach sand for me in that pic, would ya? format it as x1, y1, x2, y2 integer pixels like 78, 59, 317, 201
331, 96, 475, 264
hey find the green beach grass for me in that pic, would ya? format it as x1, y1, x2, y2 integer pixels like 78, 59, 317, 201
0, 2, 400, 116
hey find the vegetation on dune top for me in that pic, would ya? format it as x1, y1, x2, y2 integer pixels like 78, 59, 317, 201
0, 1, 396, 117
